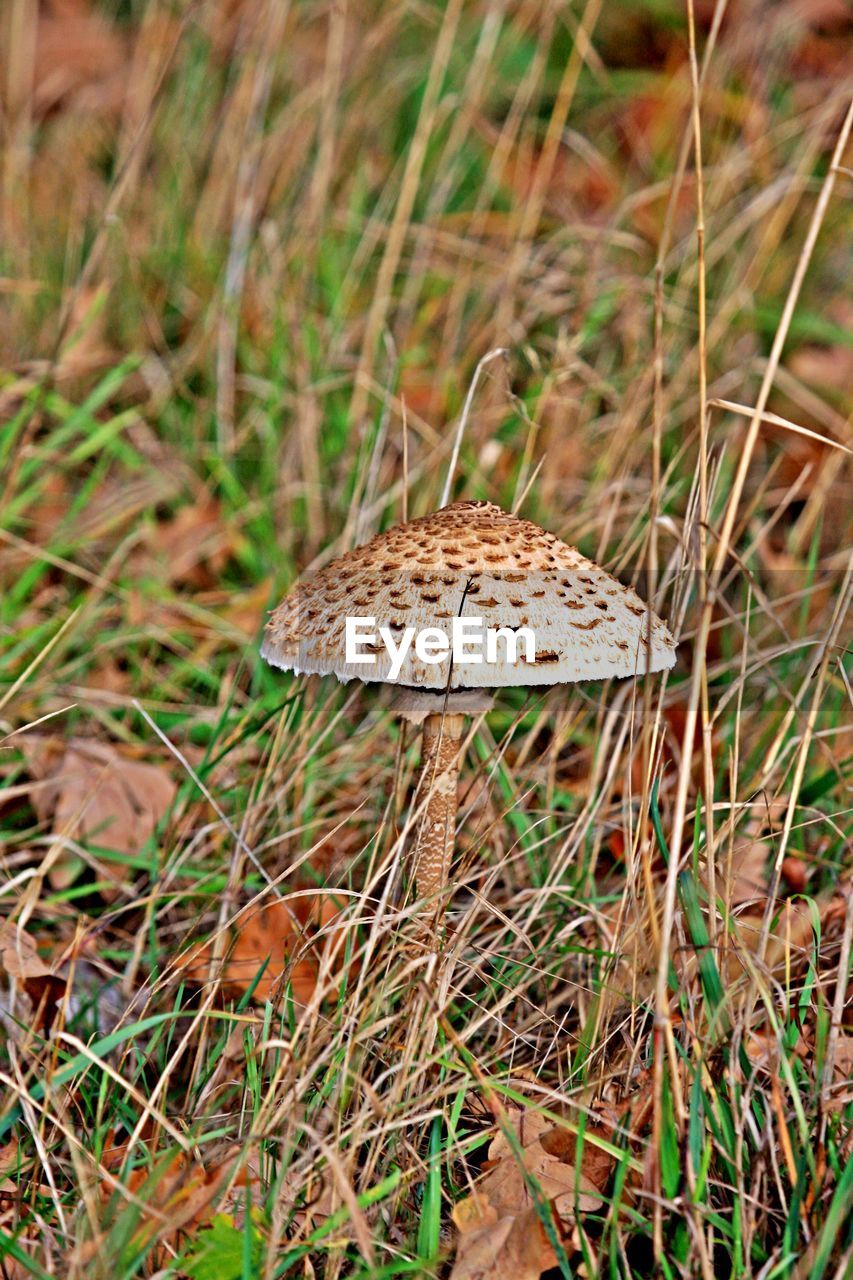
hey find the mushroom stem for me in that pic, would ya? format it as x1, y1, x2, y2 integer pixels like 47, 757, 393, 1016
413, 712, 465, 903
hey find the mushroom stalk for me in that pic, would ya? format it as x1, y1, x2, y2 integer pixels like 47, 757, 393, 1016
413, 711, 465, 902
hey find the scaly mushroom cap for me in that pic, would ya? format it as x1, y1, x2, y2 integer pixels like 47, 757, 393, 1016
261, 500, 677, 689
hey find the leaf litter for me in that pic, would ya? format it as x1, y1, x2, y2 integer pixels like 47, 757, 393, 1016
29, 0, 128, 118
79, 1140, 262, 1271
178, 893, 348, 1006
450, 1089, 651, 1280
0, 918, 67, 1032
20, 734, 176, 890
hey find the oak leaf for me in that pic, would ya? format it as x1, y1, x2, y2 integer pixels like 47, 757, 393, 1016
451, 1193, 558, 1280
450, 1108, 613, 1279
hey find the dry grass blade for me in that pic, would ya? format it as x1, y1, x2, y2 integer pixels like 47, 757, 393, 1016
710, 397, 853, 453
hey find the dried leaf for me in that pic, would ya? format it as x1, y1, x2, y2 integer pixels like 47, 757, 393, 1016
723, 894, 840, 984
780, 856, 808, 893
0, 920, 52, 984
84, 1143, 260, 1268
824, 1035, 853, 1112
179, 894, 347, 1006
450, 1107, 613, 1279
451, 1193, 558, 1280
0, 1212, 41, 1280
20, 736, 176, 889
220, 579, 271, 638
126, 1148, 245, 1235
485, 1110, 608, 1217
0, 920, 66, 1030
19, 472, 69, 555
53, 284, 116, 380
499, 141, 619, 223
280, 1165, 336, 1243
134, 499, 244, 589
0, 1140, 20, 1180
719, 797, 797, 906
33, 0, 128, 117
787, 343, 853, 396
725, 835, 770, 906
788, 0, 850, 22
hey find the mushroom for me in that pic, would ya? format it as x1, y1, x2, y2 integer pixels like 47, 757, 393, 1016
261, 500, 676, 913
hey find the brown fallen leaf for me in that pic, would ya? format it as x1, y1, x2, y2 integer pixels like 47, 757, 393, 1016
0, 475, 76, 590
0, 920, 67, 1031
0, 1208, 41, 1280
780, 856, 808, 894
220, 578, 272, 638
82, 659, 134, 696
80, 1142, 259, 1269
20, 736, 177, 891
0, 1133, 51, 1201
53, 283, 117, 381
711, 794, 813, 914
178, 893, 347, 1006
591, 878, 845, 1042
724, 834, 770, 907
745, 1025, 853, 1121
278, 1163, 337, 1246
38, 470, 183, 571
787, 342, 853, 397
725, 897, 816, 983
126, 1147, 250, 1232
0, 920, 52, 985
451, 1192, 559, 1280
0, 1140, 20, 1180
480, 1110, 608, 1218
450, 1107, 613, 1280
133, 498, 244, 590
31, 0, 128, 118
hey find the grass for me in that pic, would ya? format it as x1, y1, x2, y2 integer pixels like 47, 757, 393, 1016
1, 0, 851, 1276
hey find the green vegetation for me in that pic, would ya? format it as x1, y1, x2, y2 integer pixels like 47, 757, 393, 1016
0, 1, 850, 1276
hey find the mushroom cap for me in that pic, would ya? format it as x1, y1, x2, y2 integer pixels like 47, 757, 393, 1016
261, 500, 677, 690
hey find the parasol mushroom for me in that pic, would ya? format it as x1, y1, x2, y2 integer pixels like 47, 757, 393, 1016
261, 500, 676, 911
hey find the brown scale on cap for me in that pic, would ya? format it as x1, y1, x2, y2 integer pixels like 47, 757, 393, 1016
262, 500, 677, 689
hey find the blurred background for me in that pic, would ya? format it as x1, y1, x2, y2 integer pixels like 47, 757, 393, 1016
2, 1, 850, 603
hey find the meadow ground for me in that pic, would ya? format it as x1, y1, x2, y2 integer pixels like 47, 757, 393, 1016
0, 1, 851, 1276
